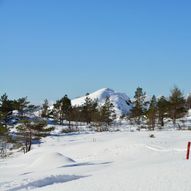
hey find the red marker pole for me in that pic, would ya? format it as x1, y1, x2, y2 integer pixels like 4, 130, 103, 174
186, 142, 191, 160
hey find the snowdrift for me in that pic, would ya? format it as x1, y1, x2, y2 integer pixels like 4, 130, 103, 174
30, 152, 76, 169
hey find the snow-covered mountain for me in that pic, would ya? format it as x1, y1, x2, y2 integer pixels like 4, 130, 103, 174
72, 88, 132, 117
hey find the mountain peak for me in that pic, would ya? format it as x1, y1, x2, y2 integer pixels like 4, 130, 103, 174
72, 88, 132, 117
98, 88, 114, 92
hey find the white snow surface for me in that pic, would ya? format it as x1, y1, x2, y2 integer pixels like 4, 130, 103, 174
1, 130, 191, 191
72, 88, 132, 117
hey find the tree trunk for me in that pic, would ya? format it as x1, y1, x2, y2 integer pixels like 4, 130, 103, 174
173, 117, 176, 126
28, 131, 32, 152
68, 120, 71, 130
161, 117, 164, 127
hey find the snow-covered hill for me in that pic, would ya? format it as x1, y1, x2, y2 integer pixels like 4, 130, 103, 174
72, 88, 132, 117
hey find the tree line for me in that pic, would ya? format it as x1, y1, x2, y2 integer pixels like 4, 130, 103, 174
0, 93, 116, 153
0, 95, 53, 153
0, 86, 191, 154
0, 86, 191, 139
42, 94, 116, 130
129, 86, 191, 130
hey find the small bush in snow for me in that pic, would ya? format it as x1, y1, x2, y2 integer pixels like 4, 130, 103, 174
61, 127, 79, 133
149, 134, 155, 138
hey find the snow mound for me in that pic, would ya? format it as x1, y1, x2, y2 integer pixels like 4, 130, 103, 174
72, 88, 132, 117
31, 152, 75, 169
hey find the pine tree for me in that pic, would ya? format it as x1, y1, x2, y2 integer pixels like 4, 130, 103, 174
0, 93, 16, 114
16, 118, 53, 153
53, 100, 62, 124
130, 87, 147, 124
157, 96, 169, 127
53, 95, 72, 126
41, 99, 49, 118
0, 114, 9, 158
169, 86, 187, 125
186, 94, 191, 109
82, 96, 98, 124
0, 94, 16, 125
146, 95, 157, 130
68, 106, 80, 129
0, 94, 11, 114
60, 95, 72, 129
99, 97, 116, 126
0, 111, 9, 137
15, 97, 30, 116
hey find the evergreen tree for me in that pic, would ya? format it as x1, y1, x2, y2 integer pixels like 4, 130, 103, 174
61, 95, 72, 128
157, 96, 169, 127
15, 97, 30, 116
130, 87, 147, 124
41, 99, 49, 118
53, 95, 72, 126
16, 118, 53, 153
68, 106, 80, 128
0, 111, 9, 137
0, 94, 15, 124
186, 94, 191, 109
99, 97, 116, 126
82, 96, 98, 124
169, 86, 187, 125
53, 100, 62, 124
146, 95, 157, 130
0, 115, 9, 158
0, 93, 16, 114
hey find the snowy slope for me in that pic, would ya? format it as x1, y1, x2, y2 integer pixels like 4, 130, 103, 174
72, 88, 132, 117
1, 131, 191, 191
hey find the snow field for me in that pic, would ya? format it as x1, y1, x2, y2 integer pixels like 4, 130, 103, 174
0, 130, 191, 191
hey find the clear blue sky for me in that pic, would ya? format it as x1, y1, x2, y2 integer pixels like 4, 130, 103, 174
0, 0, 191, 103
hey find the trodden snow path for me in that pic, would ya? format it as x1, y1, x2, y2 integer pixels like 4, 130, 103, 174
0, 130, 191, 191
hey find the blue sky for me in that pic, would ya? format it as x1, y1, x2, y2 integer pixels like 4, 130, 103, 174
0, 0, 191, 103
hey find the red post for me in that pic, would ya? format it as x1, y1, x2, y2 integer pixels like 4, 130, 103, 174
186, 142, 191, 160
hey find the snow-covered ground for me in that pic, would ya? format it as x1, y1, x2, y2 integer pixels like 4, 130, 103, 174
1, 130, 191, 191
